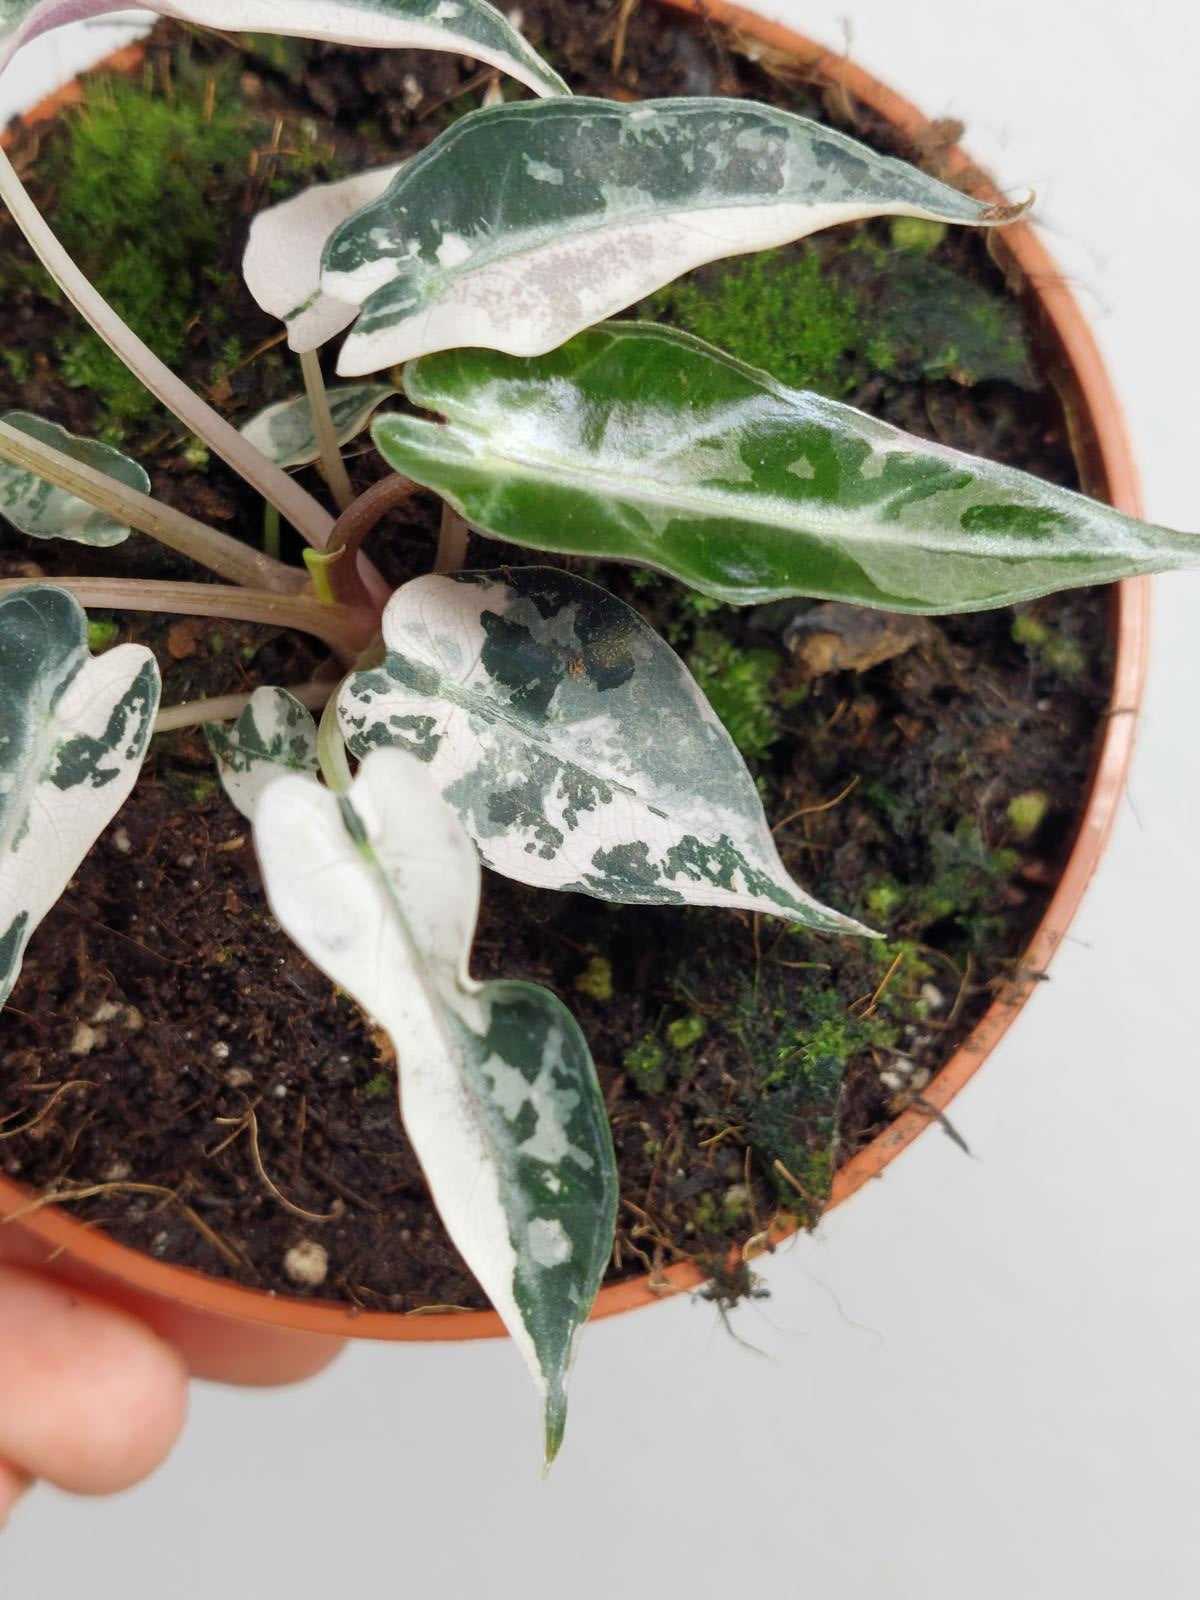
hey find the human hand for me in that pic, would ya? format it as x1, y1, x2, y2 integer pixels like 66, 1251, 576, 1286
0, 1252, 342, 1527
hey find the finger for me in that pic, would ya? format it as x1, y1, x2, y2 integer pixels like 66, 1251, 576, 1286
0, 1229, 344, 1386
134, 1300, 344, 1386
0, 1265, 188, 1495
0, 1457, 32, 1530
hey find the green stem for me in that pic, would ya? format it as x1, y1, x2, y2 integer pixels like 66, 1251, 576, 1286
299, 350, 355, 513
0, 576, 375, 658
0, 417, 306, 594
317, 691, 353, 794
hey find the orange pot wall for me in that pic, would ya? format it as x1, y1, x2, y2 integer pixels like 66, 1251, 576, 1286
0, 3, 1150, 1344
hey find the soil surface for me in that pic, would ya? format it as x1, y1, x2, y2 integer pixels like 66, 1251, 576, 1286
0, 3, 1113, 1311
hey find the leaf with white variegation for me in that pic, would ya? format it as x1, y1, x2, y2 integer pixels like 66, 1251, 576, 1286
323, 96, 1026, 373
0, 412, 149, 547
337, 567, 869, 932
204, 687, 319, 821
0, 585, 160, 1007
373, 324, 1200, 610
243, 164, 404, 352
254, 747, 616, 1462
0, 0, 567, 96
239, 383, 397, 469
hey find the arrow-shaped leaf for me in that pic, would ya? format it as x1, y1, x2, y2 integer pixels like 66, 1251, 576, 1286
0, 412, 149, 547
239, 382, 398, 469
243, 164, 405, 352
372, 323, 1200, 611
337, 567, 870, 933
0, 585, 160, 1007
204, 687, 319, 820
323, 96, 1025, 373
1, 0, 568, 98
254, 747, 617, 1461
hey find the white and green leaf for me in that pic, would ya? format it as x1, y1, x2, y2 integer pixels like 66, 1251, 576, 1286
254, 747, 616, 1462
1, 0, 568, 97
204, 687, 320, 821
322, 96, 1026, 373
373, 323, 1200, 610
0, 412, 149, 547
239, 382, 398, 469
338, 568, 869, 932
243, 164, 404, 352
0, 584, 160, 1007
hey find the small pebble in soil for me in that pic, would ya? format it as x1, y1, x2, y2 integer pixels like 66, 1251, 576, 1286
112, 827, 132, 855
102, 1159, 132, 1182
210, 1041, 231, 1062
69, 1023, 99, 1057
284, 1240, 329, 1288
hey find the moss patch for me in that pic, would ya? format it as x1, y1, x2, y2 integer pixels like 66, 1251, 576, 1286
7, 51, 341, 437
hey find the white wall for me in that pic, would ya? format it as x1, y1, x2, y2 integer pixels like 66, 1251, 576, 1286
3, 5, 1198, 1596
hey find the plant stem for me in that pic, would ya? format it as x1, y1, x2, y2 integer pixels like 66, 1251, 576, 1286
154, 679, 333, 735
299, 350, 355, 513
0, 144, 335, 550
324, 473, 417, 605
317, 692, 353, 794
263, 500, 281, 562
435, 503, 470, 573
0, 576, 375, 657
0, 418, 306, 593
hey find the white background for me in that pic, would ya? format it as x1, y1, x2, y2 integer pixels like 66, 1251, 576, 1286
3, 4, 1198, 1595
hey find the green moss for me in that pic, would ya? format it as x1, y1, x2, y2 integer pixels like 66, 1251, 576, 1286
889, 216, 948, 255
1007, 790, 1049, 840
665, 1013, 707, 1052
574, 955, 614, 1002
85, 618, 119, 652
1011, 609, 1087, 677
687, 628, 781, 761
18, 54, 342, 436
623, 1034, 667, 1095
642, 243, 865, 396
362, 1071, 392, 1099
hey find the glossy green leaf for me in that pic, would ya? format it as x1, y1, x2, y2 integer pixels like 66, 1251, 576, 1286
0, 584, 160, 1007
322, 95, 1025, 373
337, 567, 869, 933
1, 0, 568, 97
238, 382, 397, 469
254, 747, 616, 1462
204, 687, 319, 820
373, 323, 1200, 611
243, 164, 404, 352
0, 412, 149, 547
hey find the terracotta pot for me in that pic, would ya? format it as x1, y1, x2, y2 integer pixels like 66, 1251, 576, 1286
0, 4, 1150, 1347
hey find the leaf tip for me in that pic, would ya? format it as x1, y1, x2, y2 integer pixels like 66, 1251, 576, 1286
979, 188, 1035, 225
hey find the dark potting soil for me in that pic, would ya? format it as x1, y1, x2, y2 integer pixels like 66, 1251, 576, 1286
0, 4, 1113, 1311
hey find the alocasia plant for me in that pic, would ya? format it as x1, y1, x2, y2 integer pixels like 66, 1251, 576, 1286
0, 0, 1197, 1461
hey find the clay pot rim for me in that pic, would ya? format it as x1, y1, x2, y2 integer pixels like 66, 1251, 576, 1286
0, 1, 1151, 1341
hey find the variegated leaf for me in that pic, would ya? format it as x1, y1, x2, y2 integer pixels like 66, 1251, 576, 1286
337, 568, 869, 933
254, 747, 616, 1462
0, 412, 149, 547
243, 164, 404, 352
373, 324, 1200, 610
323, 96, 1025, 373
0, 0, 567, 97
204, 687, 319, 820
0, 584, 160, 1007
238, 382, 397, 470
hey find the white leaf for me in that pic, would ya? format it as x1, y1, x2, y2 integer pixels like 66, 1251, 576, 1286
0, 585, 160, 1007
338, 568, 872, 934
254, 748, 617, 1460
243, 165, 404, 353
204, 687, 320, 820
238, 382, 398, 469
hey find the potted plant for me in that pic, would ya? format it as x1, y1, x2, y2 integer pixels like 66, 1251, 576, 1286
0, 0, 1187, 1462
